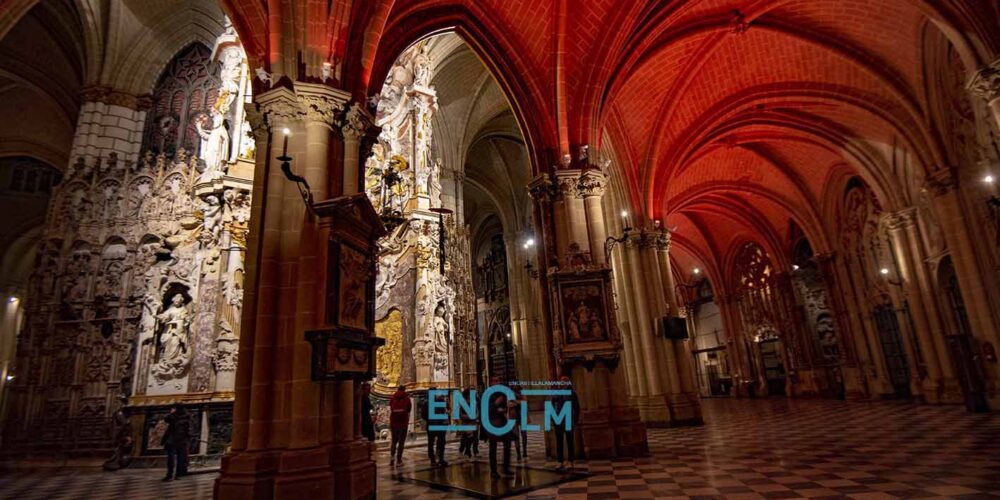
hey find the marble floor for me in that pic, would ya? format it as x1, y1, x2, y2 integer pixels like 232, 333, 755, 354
1, 398, 998, 499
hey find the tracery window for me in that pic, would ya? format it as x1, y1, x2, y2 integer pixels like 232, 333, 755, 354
142, 43, 219, 155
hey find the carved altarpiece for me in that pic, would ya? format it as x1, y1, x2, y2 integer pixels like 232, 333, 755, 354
3, 28, 254, 457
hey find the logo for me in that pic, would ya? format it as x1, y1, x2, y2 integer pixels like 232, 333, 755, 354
426, 384, 573, 436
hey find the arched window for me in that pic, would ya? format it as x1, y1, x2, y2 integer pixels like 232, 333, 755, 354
142, 44, 219, 156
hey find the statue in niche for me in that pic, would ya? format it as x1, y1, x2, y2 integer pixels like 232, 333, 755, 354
152, 293, 191, 383
433, 302, 449, 359
196, 112, 230, 183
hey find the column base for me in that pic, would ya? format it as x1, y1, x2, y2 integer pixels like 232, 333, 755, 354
789, 370, 821, 398
922, 377, 965, 405
214, 441, 374, 500
578, 408, 614, 459
610, 405, 648, 457
631, 395, 670, 427
667, 393, 703, 426
215, 450, 280, 500
842, 366, 868, 400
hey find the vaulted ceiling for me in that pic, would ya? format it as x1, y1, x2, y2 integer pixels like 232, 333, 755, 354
2, 0, 998, 294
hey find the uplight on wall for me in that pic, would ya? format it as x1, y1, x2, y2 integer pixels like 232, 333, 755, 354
7, 296, 17, 304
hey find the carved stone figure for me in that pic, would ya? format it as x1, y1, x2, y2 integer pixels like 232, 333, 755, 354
196, 112, 230, 183
152, 294, 191, 383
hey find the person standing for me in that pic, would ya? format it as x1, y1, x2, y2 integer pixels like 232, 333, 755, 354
517, 389, 529, 459
389, 385, 412, 467
360, 382, 375, 442
161, 404, 191, 481
508, 389, 523, 460
551, 376, 580, 470
458, 387, 478, 458
420, 393, 449, 467
487, 377, 512, 478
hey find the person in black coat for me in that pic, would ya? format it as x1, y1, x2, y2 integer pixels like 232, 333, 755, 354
360, 383, 375, 442
486, 377, 513, 478
161, 404, 191, 481
420, 393, 449, 467
551, 376, 580, 469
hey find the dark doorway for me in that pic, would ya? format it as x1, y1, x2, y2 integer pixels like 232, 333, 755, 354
758, 339, 786, 396
873, 302, 911, 398
939, 257, 989, 412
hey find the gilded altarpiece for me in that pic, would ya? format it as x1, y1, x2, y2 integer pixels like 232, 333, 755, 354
365, 42, 476, 438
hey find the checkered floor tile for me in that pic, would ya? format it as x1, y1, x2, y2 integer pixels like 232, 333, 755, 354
1, 398, 998, 499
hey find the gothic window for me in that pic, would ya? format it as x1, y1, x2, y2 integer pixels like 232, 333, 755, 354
142, 43, 219, 156
734, 241, 772, 294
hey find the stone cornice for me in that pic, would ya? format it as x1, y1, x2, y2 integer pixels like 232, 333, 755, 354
80, 86, 152, 111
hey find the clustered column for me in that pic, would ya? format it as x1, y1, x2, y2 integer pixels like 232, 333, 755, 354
217, 83, 372, 500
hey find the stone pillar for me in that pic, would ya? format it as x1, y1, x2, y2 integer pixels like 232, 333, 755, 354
923, 167, 1000, 399
71, 87, 150, 167
884, 207, 962, 403
555, 170, 589, 257
813, 252, 867, 399
341, 102, 368, 196
716, 294, 752, 397
578, 169, 608, 266
216, 83, 370, 500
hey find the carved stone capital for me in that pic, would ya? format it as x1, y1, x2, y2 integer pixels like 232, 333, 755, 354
576, 169, 607, 198
342, 101, 371, 140
882, 207, 918, 231
554, 170, 581, 198
968, 59, 1000, 102
527, 174, 555, 202
256, 87, 302, 126
296, 83, 349, 128
242, 102, 268, 142
922, 166, 957, 197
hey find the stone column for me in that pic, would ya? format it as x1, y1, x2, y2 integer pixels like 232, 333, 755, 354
813, 252, 867, 399
884, 207, 962, 403
71, 87, 150, 167
555, 170, 589, 258
341, 102, 368, 196
217, 83, 370, 500
578, 169, 608, 266
923, 167, 1000, 398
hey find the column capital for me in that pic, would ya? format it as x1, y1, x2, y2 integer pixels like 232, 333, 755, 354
243, 102, 268, 142
921, 166, 957, 197
882, 206, 919, 231
296, 82, 350, 128
967, 59, 1000, 102
553, 169, 582, 198
342, 101, 372, 140
576, 168, 607, 198
527, 174, 555, 202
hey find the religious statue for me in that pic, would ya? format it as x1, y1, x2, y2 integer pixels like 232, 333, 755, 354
152, 293, 191, 383
196, 112, 230, 183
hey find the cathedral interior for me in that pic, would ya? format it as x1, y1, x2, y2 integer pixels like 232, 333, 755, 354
0, 1, 999, 499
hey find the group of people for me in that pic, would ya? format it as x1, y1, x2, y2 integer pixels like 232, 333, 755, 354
364, 375, 580, 478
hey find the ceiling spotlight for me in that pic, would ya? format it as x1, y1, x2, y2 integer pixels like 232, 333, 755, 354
984, 174, 995, 184
792, 264, 800, 271
880, 267, 890, 275
693, 267, 701, 274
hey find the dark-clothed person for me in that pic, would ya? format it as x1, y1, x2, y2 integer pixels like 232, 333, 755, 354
361, 383, 375, 442
487, 378, 513, 478
161, 405, 191, 481
420, 394, 449, 466
389, 385, 412, 466
551, 376, 580, 469
458, 387, 479, 457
